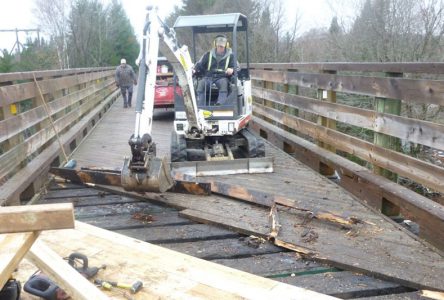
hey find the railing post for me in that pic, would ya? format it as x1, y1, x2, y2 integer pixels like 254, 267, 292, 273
373, 72, 403, 216
283, 69, 299, 118
317, 70, 337, 176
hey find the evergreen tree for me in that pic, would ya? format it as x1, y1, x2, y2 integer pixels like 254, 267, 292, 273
0, 50, 15, 73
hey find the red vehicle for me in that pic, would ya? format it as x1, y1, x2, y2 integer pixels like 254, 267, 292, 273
154, 58, 182, 108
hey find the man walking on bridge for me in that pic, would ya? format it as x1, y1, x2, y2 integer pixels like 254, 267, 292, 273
115, 58, 137, 108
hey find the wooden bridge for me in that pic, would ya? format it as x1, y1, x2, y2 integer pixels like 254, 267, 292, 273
1, 63, 443, 299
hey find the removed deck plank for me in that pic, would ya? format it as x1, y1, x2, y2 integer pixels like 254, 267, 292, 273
26, 221, 337, 299
176, 192, 444, 291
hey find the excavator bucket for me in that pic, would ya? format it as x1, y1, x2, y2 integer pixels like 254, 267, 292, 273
121, 156, 174, 193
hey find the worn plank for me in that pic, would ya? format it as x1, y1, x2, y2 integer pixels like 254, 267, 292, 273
278, 271, 410, 299
0, 90, 118, 205
74, 202, 174, 218
43, 187, 112, 199
253, 86, 444, 152
212, 252, 326, 277
249, 62, 444, 74
359, 291, 435, 299
251, 70, 444, 105
175, 193, 444, 291
251, 117, 444, 251
0, 67, 112, 83
0, 80, 113, 144
254, 102, 444, 194
115, 223, 238, 243
0, 203, 74, 233
41, 194, 139, 207
78, 211, 193, 230
160, 238, 284, 260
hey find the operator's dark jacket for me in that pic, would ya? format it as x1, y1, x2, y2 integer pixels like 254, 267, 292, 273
194, 48, 235, 77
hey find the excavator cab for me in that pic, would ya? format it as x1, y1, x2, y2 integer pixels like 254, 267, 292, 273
171, 13, 266, 163
173, 13, 250, 120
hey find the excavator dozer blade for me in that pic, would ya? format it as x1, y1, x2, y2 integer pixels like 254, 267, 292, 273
171, 156, 274, 177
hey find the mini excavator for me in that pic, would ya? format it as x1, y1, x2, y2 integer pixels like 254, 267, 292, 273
51, 6, 273, 193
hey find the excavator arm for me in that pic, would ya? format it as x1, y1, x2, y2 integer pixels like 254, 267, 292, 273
121, 6, 208, 192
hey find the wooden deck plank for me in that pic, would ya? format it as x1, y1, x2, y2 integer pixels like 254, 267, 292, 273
175, 199, 444, 291
70, 97, 173, 168
114, 224, 238, 243
158, 238, 284, 260
25, 221, 337, 300
212, 252, 325, 277
73, 202, 173, 218
78, 211, 193, 230
277, 271, 410, 299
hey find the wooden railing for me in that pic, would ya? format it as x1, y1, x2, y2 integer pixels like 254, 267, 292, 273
0, 68, 119, 206
249, 63, 444, 251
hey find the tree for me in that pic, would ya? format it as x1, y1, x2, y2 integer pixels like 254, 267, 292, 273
68, 0, 107, 67
105, 0, 139, 67
66, 0, 138, 68
14, 38, 59, 71
34, 0, 70, 68
0, 50, 15, 72
346, 0, 444, 62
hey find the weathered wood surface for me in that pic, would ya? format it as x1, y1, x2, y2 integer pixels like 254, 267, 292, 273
251, 117, 444, 252
0, 81, 113, 144
31, 169, 422, 299
249, 62, 444, 74
253, 102, 444, 194
0, 67, 113, 83
69, 98, 173, 168
27, 95, 443, 296
0, 70, 114, 105
55, 96, 444, 290
252, 86, 444, 152
0, 89, 119, 205
251, 69, 444, 105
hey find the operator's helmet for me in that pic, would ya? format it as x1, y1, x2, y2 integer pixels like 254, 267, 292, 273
120, 58, 126, 64
214, 34, 228, 48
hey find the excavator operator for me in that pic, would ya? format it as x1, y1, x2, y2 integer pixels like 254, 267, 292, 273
194, 34, 235, 106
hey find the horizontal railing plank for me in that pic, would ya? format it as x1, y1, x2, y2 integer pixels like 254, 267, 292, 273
0, 89, 119, 205
253, 103, 444, 194
0, 70, 114, 105
250, 62, 444, 74
0, 79, 114, 144
251, 70, 444, 105
0, 84, 114, 180
0, 67, 112, 83
253, 87, 444, 151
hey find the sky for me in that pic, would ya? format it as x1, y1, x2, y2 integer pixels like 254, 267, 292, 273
0, 0, 356, 55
